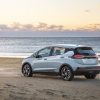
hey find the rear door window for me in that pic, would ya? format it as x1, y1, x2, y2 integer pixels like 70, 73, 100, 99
52, 47, 65, 56
74, 47, 95, 56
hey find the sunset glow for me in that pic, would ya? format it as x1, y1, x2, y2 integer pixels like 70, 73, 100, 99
0, 0, 100, 30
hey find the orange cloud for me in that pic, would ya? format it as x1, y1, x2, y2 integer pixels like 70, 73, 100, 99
0, 22, 100, 32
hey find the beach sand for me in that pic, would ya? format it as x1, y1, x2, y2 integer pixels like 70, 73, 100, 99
0, 58, 100, 100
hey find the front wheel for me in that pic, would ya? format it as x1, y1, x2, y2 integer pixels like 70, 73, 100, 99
22, 64, 33, 77
84, 73, 97, 79
60, 66, 74, 81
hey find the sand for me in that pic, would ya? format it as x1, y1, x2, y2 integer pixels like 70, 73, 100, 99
0, 58, 100, 100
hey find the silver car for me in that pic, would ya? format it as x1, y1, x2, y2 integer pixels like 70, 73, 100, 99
22, 44, 100, 81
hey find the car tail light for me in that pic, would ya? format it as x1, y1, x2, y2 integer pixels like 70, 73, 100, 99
95, 55, 99, 59
73, 54, 84, 59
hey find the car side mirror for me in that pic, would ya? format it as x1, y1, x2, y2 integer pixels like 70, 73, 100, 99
36, 55, 42, 58
65, 51, 74, 57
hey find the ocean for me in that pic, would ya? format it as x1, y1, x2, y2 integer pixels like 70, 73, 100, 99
0, 37, 100, 58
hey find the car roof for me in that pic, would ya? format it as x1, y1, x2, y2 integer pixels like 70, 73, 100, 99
49, 44, 91, 49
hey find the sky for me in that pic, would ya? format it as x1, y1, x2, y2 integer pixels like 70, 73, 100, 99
0, 0, 100, 37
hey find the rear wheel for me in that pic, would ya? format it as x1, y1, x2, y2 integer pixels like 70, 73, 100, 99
84, 73, 97, 79
60, 66, 74, 81
22, 64, 32, 77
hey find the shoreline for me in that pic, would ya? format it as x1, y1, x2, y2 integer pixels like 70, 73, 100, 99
0, 52, 100, 60
0, 52, 32, 58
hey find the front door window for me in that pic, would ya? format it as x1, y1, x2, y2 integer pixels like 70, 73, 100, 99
37, 47, 51, 58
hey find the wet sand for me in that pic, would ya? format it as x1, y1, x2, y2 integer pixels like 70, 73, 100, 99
0, 58, 100, 100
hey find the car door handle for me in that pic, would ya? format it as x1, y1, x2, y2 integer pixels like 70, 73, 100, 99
60, 56, 64, 58
37, 58, 42, 60
44, 58, 47, 60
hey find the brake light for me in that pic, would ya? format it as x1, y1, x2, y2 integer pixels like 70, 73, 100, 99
95, 55, 99, 59
91, 54, 99, 59
73, 54, 84, 59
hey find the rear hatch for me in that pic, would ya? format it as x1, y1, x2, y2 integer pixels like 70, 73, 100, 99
73, 47, 98, 65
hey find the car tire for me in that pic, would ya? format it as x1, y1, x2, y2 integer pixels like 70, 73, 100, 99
84, 73, 97, 79
60, 65, 74, 81
22, 64, 33, 77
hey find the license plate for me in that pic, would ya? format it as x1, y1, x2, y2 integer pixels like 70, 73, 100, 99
83, 59, 96, 64
89, 71, 94, 73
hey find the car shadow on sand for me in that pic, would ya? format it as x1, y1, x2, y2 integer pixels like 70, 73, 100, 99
22, 74, 100, 82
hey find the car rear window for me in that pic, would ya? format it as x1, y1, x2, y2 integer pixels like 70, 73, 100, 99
74, 47, 95, 56
65, 48, 74, 53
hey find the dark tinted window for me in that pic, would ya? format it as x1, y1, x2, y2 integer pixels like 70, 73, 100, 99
65, 48, 74, 53
74, 47, 95, 56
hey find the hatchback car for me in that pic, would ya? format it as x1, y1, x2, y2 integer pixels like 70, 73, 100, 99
22, 44, 100, 81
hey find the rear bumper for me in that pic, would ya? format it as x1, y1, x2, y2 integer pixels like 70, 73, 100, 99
75, 66, 100, 75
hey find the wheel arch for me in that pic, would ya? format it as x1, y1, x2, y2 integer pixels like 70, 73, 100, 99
22, 62, 32, 72
59, 63, 74, 75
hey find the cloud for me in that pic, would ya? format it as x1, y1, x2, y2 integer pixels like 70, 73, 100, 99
0, 22, 100, 32
10, 22, 22, 30
84, 10, 91, 13
77, 24, 100, 31
0, 22, 65, 31
22, 24, 35, 30
36, 23, 48, 31
0, 24, 9, 31
48, 25, 63, 31
0, 23, 100, 37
